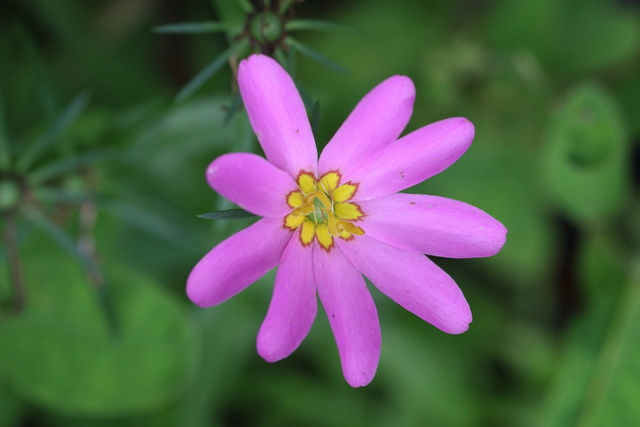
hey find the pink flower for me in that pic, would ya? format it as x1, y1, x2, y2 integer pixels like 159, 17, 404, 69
187, 54, 507, 387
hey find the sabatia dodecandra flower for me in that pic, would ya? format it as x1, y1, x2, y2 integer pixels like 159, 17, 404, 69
187, 54, 507, 387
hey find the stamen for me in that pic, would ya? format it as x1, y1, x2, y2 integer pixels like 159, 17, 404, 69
338, 220, 364, 235
303, 190, 333, 211
291, 205, 314, 217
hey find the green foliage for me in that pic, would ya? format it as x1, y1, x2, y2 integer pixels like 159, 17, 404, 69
1, 0, 640, 426
541, 236, 640, 426
0, 236, 199, 416
542, 83, 629, 225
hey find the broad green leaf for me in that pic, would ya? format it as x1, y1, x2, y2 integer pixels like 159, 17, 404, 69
153, 21, 240, 34
0, 237, 199, 415
17, 92, 91, 172
176, 40, 249, 103
542, 83, 629, 225
197, 209, 257, 220
0, 385, 22, 427
285, 38, 348, 74
286, 19, 354, 34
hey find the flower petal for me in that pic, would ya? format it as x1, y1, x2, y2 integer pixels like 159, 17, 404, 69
257, 229, 317, 362
358, 194, 507, 258
337, 235, 472, 334
238, 54, 317, 178
207, 152, 297, 217
187, 217, 292, 307
351, 117, 475, 201
318, 76, 415, 182
313, 245, 380, 387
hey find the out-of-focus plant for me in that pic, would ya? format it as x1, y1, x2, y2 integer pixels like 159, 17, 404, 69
0, 91, 107, 312
155, 0, 349, 104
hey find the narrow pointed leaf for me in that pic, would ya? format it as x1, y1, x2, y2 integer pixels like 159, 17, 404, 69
310, 100, 321, 139
279, 0, 295, 14
197, 209, 257, 220
33, 187, 96, 204
153, 21, 240, 34
223, 94, 244, 125
176, 40, 249, 103
287, 43, 297, 75
234, 0, 254, 13
285, 38, 348, 74
17, 92, 91, 172
286, 19, 354, 34
100, 200, 193, 249
0, 91, 10, 169
28, 149, 116, 185
22, 206, 100, 276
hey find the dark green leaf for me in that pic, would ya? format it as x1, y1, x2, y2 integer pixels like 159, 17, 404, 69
17, 25, 57, 118
223, 94, 244, 125
176, 40, 249, 103
28, 149, 116, 185
153, 21, 240, 34
33, 187, 96, 204
17, 92, 91, 172
0, 91, 10, 169
234, 0, 254, 13
100, 199, 193, 249
197, 209, 257, 220
278, 0, 295, 14
286, 19, 354, 34
285, 38, 348, 74
310, 100, 321, 139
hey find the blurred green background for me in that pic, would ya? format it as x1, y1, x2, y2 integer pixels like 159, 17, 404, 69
1, 0, 640, 426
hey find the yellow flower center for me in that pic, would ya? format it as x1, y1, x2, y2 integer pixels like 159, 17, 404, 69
284, 171, 364, 250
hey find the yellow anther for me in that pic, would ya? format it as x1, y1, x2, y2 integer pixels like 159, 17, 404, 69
326, 209, 340, 237
338, 220, 364, 235
291, 205, 315, 217
303, 190, 332, 211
